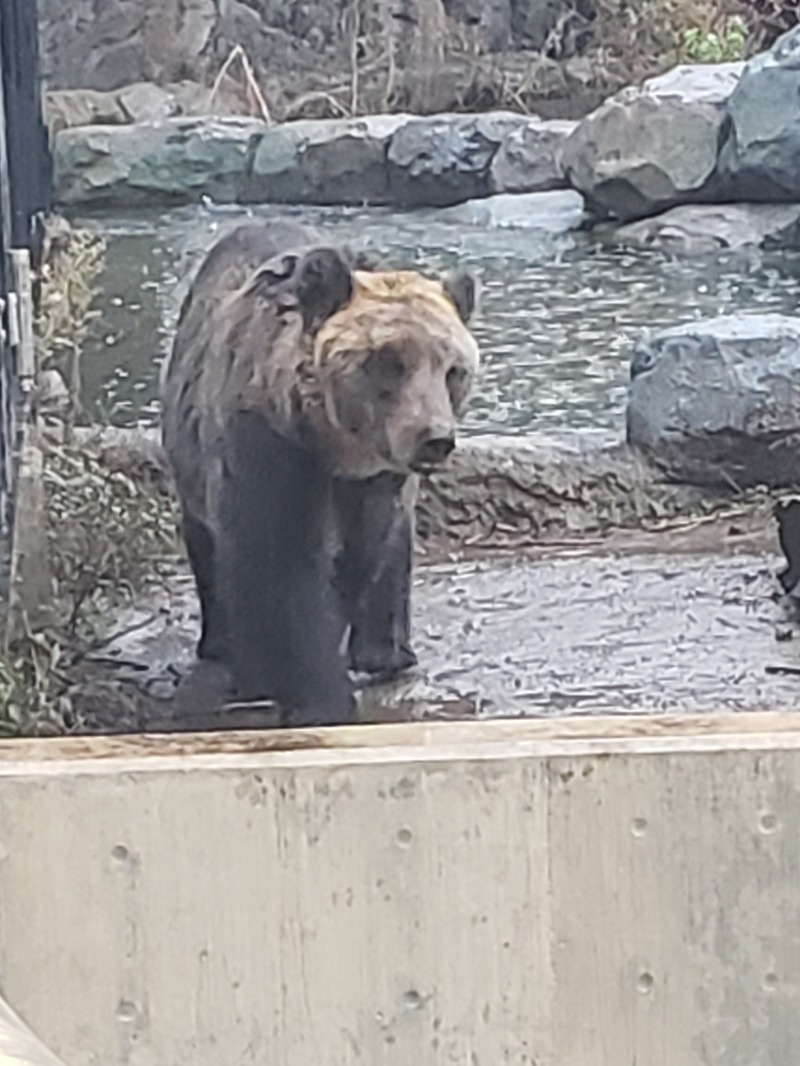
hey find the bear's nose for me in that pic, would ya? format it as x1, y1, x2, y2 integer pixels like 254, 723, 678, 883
412, 434, 455, 470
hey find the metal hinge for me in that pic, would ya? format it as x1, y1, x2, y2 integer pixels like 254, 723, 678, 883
7, 251, 36, 386
0, 289, 24, 350
4, 290, 21, 349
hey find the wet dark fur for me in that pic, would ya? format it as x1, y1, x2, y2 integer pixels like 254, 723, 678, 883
776, 497, 800, 595
161, 220, 475, 727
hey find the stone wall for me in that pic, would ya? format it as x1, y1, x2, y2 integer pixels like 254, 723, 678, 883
51, 112, 579, 209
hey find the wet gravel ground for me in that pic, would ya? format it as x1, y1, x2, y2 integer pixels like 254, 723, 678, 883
402, 550, 788, 718
84, 526, 800, 733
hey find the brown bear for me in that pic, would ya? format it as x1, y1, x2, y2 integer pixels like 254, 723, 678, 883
161, 220, 479, 726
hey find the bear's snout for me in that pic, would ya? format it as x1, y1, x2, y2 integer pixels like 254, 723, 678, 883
411, 432, 455, 471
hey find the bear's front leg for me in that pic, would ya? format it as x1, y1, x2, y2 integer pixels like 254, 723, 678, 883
333, 473, 417, 680
181, 513, 228, 662
218, 411, 356, 726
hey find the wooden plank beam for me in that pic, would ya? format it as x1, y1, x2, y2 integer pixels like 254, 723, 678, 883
2, 709, 800, 765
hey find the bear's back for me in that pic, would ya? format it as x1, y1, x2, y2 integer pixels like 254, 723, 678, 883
161, 221, 323, 518
188, 220, 316, 304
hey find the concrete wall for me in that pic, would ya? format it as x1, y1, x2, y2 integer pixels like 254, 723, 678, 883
0, 995, 67, 1066
0, 712, 799, 1065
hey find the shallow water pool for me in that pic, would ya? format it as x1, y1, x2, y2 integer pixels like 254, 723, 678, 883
73, 201, 800, 440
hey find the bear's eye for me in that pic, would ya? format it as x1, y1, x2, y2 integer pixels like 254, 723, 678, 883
363, 348, 406, 399
365, 347, 405, 379
447, 364, 469, 396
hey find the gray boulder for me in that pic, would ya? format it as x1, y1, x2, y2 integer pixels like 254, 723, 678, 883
489, 117, 576, 194
116, 82, 183, 124
43, 89, 128, 137
437, 190, 585, 232
609, 203, 800, 255
718, 26, 800, 201
53, 110, 593, 209
247, 115, 410, 205
562, 62, 741, 222
43, 81, 253, 138
54, 117, 267, 207
627, 314, 800, 488
38, 0, 217, 91
642, 61, 744, 105
442, 0, 513, 51
387, 112, 532, 207
510, 0, 595, 55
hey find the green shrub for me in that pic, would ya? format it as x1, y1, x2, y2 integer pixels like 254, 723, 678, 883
680, 14, 749, 61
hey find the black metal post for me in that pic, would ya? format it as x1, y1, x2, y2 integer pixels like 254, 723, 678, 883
0, 0, 52, 574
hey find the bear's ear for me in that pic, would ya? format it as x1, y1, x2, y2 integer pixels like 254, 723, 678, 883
294, 247, 354, 331
249, 248, 354, 330
441, 269, 478, 324
342, 244, 381, 273
252, 252, 297, 285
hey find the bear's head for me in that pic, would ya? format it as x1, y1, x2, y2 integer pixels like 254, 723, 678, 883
235, 244, 479, 479
252, 247, 479, 479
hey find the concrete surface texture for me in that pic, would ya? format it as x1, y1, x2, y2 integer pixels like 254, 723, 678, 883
0, 713, 799, 1065
0, 996, 68, 1066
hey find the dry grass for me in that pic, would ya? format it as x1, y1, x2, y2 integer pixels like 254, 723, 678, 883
35, 217, 105, 422
748, 0, 800, 49
1, 217, 180, 737
1, 440, 179, 736
241, 0, 773, 122
586, 0, 751, 87
468, 0, 755, 113
43, 442, 179, 639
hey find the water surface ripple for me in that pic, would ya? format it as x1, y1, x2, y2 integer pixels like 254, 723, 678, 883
75, 202, 800, 439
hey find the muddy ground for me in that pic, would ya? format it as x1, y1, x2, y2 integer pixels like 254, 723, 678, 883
71, 507, 800, 735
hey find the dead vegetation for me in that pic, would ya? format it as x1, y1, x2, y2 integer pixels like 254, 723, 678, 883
749, 0, 800, 47
0, 218, 180, 737
584, 0, 749, 85
34, 216, 104, 428
1, 442, 179, 736
212, 0, 770, 124
42, 2, 789, 129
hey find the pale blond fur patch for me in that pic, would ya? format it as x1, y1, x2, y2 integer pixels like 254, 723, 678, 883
312, 270, 478, 370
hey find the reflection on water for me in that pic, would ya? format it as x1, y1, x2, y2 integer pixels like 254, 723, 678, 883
73, 202, 800, 439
